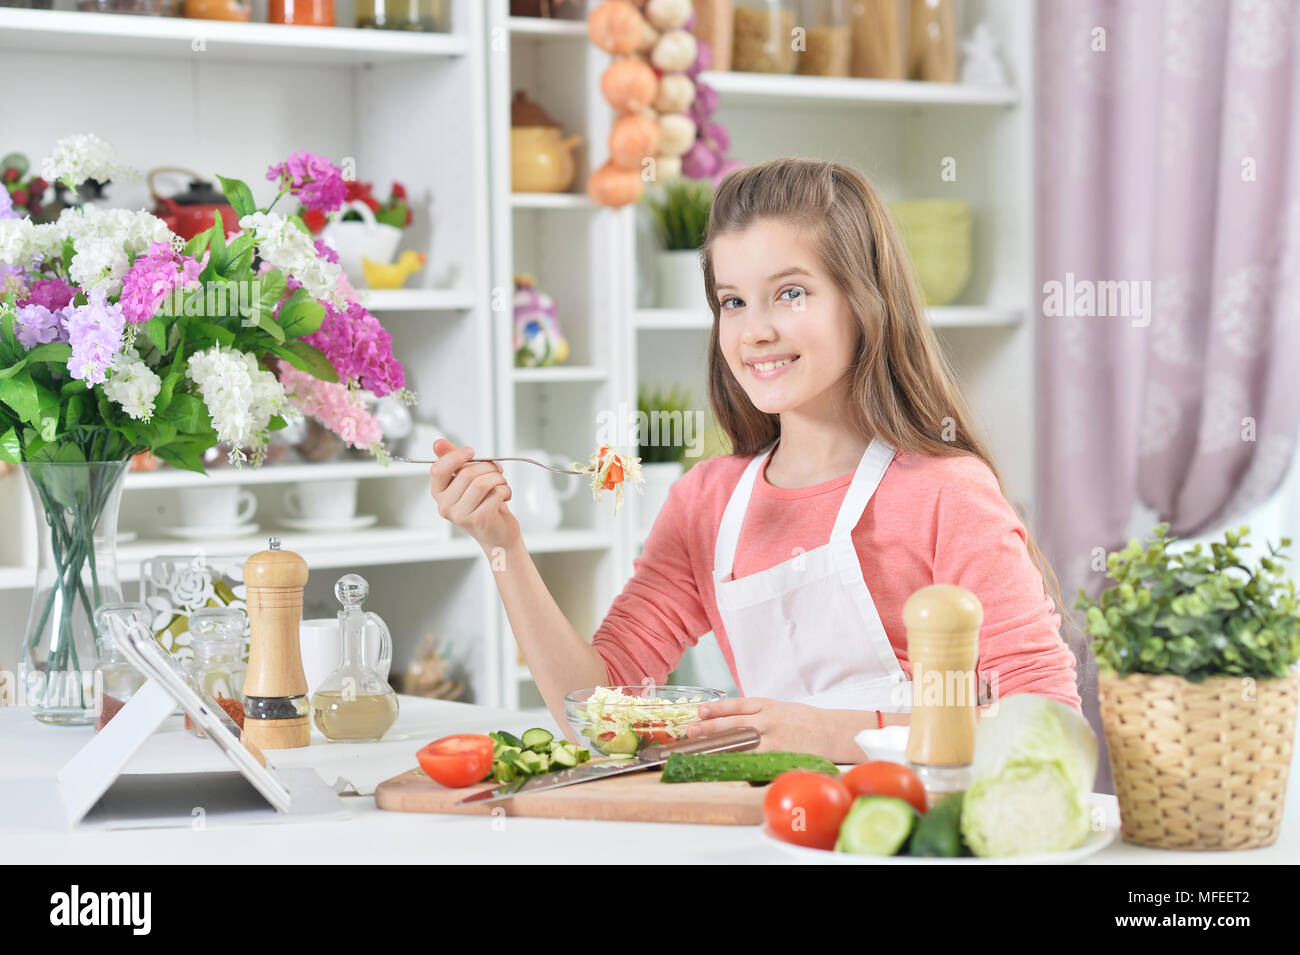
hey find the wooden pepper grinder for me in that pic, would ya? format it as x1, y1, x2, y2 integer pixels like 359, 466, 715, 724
903, 584, 982, 800
241, 538, 311, 749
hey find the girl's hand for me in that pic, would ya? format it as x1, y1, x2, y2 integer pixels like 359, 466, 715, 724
429, 439, 520, 552
686, 697, 858, 761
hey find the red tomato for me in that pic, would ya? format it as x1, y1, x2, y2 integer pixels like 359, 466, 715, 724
416, 734, 494, 788
632, 721, 675, 745
840, 761, 928, 815
763, 770, 852, 850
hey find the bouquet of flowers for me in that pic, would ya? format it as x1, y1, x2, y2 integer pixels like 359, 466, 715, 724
0, 133, 412, 723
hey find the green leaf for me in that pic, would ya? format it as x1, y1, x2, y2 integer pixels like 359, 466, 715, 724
0, 369, 39, 424
216, 175, 257, 220
222, 234, 255, 277
144, 315, 168, 354
0, 427, 19, 464
257, 270, 288, 311
189, 322, 235, 349
153, 440, 208, 475
162, 393, 209, 434
278, 293, 325, 339
256, 310, 286, 344
272, 339, 337, 382
21, 342, 72, 366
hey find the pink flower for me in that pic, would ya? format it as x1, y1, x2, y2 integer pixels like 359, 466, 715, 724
267, 152, 346, 214
19, 275, 77, 311
304, 299, 405, 397
119, 241, 202, 325
276, 361, 384, 451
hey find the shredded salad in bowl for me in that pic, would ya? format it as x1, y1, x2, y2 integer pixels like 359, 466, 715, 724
574, 446, 644, 514
564, 685, 726, 756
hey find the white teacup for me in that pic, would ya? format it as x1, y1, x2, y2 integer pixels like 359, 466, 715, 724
177, 486, 257, 529
284, 479, 358, 522
300, 616, 393, 696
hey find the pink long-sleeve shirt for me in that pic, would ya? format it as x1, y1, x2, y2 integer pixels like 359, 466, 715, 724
591, 448, 1082, 710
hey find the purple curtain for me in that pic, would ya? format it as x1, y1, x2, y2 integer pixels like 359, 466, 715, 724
1036, 0, 1300, 789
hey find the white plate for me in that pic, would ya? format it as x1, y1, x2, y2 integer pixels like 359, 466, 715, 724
759, 794, 1116, 865
277, 514, 379, 533
163, 522, 260, 541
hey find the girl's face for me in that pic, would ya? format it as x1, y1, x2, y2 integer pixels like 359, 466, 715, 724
711, 218, 858, 417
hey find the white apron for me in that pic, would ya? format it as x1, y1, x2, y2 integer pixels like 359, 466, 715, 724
712, 438, 912, 712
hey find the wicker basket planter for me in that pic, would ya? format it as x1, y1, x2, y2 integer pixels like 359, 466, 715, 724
1099, 670, 1299, 850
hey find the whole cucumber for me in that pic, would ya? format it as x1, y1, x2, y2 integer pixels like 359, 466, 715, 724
659, 751, 839, 783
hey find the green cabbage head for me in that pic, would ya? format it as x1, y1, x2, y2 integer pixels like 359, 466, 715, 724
960, 694, 1099, 857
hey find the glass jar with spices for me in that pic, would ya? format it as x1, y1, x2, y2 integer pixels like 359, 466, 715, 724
356, 0, 449, 31
796, 0, 850, 76
92, 603, 149, 733
76, 0, 179, 13
185, 607, 248, 737
183, 0, 250, 21
732, 0, 796, 74
270, 0, 334, 25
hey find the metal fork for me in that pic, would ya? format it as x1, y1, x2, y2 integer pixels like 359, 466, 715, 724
392, 455, 586, 476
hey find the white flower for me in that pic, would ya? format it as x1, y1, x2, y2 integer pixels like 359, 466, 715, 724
0, 217, 40, 268
103, 349, 161, 422
68, 234, 130, 295
53, 206, 175, 296
186, 344, 288, 465
238, 211, 341, 305
41, 134, 138, 189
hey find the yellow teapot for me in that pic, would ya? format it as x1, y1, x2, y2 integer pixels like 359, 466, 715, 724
511, 91, 583, 193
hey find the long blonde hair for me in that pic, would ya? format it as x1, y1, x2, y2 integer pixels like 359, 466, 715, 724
701, 158, 1073, 644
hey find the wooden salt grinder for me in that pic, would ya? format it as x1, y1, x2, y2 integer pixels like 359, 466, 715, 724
241, 538, 311, 750
903, 584, 982, 795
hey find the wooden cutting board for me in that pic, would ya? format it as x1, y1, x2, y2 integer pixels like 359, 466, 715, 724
374, 767, 767, 825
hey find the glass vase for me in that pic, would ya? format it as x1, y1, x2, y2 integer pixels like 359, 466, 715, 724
20, 461, 128, 725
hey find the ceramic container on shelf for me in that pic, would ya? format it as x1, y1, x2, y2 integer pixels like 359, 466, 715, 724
510, 0, 583, 17
504, 448, 580, 534
889, 199, 971, 306
656, 248, 704, 309
149, 168, 239, 242
319, 200, 403, 290
510, 92, 583, 194
637, 461, 684, 534
691, 0, 734, 72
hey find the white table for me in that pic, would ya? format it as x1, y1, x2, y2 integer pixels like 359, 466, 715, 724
1, 697, 1294, 864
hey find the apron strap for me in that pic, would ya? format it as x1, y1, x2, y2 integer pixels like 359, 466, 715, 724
830, 437, 897, 540
712, 447, 773, 581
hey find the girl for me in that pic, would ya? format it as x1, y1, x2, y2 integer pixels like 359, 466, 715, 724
430, 158, 1080, 763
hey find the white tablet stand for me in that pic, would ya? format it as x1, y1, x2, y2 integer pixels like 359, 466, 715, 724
41, 614, 346, 831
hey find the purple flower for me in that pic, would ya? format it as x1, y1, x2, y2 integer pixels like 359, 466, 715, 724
119, 241, 202, 325
314, 239, 339, 265
304, 299, 405, 397
20, 275, 78, 311
0, 264, 27, 299
64, 288, 125, 384
14, 304, 63, 350
267, 152, 346, 214
0, 188, 17, 221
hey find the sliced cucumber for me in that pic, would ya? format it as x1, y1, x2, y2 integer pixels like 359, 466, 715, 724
495, 730, 524, 749
492, 761, 517, 784
501, 749, 531, 775
660, 752, 839, 783
550, 745, 578, 768
518, 750, 544, 773
835, 796, 918, 856
598, 728, 641, 756
521, 728, 554, 751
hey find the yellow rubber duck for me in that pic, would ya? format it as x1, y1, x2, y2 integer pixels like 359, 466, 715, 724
361, 250, 428, 289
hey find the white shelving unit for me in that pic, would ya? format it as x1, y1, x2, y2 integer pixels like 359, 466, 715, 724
0, 0, 1038, 714
0, 0, 502, 705
486, 0, 632, 709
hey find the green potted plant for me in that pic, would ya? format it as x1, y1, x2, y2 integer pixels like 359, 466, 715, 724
642, 179, 711, 310
636, 383, 694, 533
1076, 524, 1300, 850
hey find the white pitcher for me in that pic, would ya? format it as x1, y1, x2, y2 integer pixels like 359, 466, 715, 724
319, 200, 402, 289
505, 448, 580, 533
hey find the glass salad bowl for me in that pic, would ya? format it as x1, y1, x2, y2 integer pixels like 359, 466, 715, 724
564, 685, 727, 757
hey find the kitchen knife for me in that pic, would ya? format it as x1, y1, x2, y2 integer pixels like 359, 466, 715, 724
456, 726, 762, 806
